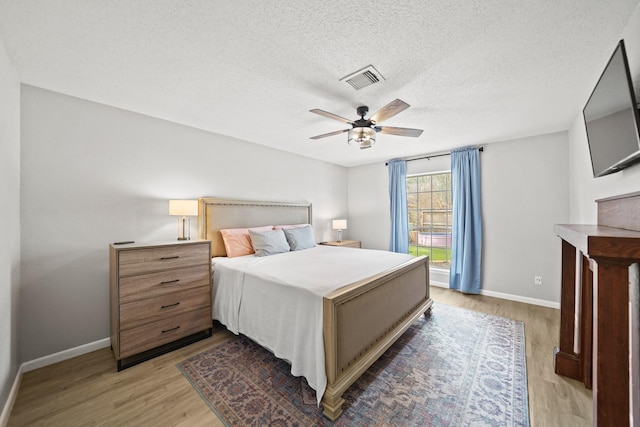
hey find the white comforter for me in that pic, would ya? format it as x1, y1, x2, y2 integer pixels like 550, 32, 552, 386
211, 245, 414, 405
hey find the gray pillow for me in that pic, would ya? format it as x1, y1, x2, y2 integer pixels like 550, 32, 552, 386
283, 225, 316, 251
249, 229, 291, 257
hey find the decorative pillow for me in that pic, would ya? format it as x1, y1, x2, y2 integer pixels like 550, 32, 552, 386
274, 223, 309, 230
220, 226, 273, 258
283, 225, 316, 251
249, 229, 291, 257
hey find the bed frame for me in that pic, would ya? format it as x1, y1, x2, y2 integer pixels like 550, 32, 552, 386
198, 197, 433, 420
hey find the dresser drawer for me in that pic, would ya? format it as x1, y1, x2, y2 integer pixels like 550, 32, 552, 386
119, 264, 210, 303
118, 243, 210, 277
119, 307, 212, 359
120, 286, 211, 330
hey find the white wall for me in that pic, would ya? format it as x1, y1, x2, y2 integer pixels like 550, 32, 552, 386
0, 36, 20, 409
348, 132, 569, 306
20, 85, 348, 362
481, 133, 569, 304
346, 160, 392, 250
568, 4, 640, 222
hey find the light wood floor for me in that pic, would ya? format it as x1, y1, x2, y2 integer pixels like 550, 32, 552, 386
7, 287, 592, 426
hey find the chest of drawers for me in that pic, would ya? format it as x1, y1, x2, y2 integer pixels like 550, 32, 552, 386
109, 240, 212, 370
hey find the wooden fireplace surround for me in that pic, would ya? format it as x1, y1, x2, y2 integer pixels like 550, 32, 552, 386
554, 191, 640, 426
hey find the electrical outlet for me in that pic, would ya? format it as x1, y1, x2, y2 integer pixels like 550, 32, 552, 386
534, 275, 542, 286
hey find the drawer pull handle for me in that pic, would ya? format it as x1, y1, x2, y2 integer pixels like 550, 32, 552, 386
160, 279, 180, 285
161, 326, 180, 334
160, 256, 180, 260
161, 302, 180, 309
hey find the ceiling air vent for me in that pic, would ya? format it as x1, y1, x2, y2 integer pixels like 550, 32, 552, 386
340, 65, 384, 90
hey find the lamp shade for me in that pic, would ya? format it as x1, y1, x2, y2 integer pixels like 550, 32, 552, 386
332, 219, 347, 230
169, 200, 198, 216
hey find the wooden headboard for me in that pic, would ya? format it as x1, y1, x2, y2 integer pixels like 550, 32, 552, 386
197, 198, 312, 257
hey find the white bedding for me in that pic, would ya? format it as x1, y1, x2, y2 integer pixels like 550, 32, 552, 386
211, 245, 414, 405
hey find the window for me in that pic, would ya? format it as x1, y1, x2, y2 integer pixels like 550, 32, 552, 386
407, 172, 452, 269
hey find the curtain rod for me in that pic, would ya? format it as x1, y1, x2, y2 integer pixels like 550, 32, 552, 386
385, 146, 483, 166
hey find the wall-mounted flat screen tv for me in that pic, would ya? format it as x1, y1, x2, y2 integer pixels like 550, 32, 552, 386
583, 39, 640, 177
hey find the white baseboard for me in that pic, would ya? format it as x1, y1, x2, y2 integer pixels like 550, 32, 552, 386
429, 280, 560, 309
480, 289, 560, 309
2, 338, 111, 425
0, 365, 22, 427
429, 280, 450, 288
22, 338, 111, 373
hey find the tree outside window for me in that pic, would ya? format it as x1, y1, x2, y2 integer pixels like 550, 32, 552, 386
406, 172, 452, 268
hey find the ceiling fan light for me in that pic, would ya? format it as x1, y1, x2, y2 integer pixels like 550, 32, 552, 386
348, 127, 376, 149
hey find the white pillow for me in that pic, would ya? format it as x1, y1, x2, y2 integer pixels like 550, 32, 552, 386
283, 225, 316, 251
248, 229, 291, 257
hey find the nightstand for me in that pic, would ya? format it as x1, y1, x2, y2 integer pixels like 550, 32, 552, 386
109, 240, 212, 370
319, 240, 361, 248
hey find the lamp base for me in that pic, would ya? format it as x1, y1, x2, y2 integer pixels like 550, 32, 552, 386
177, 217, 191, 241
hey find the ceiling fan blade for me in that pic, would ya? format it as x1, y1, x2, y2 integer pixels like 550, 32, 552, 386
310, 128, 350, 140
377, 126, 424, 137
309, 109, 354, 124
370, 99, 410, 124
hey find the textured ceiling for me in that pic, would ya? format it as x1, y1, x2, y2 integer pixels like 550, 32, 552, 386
1, 0, 639, 167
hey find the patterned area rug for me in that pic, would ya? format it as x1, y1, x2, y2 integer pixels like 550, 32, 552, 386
178, 304, 529, 426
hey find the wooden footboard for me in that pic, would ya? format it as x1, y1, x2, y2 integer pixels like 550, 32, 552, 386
321, 255, 432, 420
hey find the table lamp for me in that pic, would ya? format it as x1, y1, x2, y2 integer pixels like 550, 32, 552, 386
169, 200, 198, 240
332, 219, 347, 242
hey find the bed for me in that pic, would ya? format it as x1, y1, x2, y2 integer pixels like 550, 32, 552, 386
198, 197, 432, 420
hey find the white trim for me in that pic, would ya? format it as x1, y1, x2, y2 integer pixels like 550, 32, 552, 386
407, 169, 450, 178
429, 279, 450, 288
22, 338, 110, 373
429, 268, 450, 287
480, 289, 560, 309
429, 280, 560, 309
0, 365, 22, 427
1, 337, 112, 424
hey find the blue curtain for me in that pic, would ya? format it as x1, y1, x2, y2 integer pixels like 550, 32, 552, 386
449, 146, 482, 294
388, 159, 409, 253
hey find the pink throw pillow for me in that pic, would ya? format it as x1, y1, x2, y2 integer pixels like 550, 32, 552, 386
220, 226, 273, 257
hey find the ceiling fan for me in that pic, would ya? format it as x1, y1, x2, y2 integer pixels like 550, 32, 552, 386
309, 99, 423, 150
